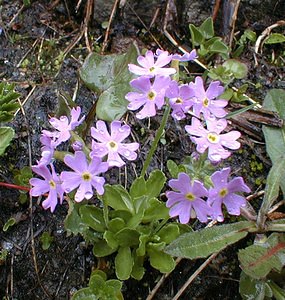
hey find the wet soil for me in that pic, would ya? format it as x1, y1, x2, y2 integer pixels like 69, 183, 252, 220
0, 0, 284, 299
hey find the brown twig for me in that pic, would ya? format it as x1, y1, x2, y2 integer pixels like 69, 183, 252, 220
212, 0, 222, 21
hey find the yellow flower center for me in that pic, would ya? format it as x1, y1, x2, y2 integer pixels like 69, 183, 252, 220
175, 98, 183, 104
82, 172, 92, 181
148, 90, 156, 101
107, 140, 118, 151
207, 132, 219, 144
49, 179, 56, 189
219, 188, 228, 198
203, 98, 209, 107
185, 192, 195, 201
149, 66, 155, 72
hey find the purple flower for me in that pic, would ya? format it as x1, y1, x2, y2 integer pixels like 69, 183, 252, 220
38, 134, 55, 165
172, 49, 198, 61
42, 106, 85, 147
166, 172, 210, 223
189, 77, 228, 119
208, 167, 250, 222
185, 117, 241, 162
125, 75, 171, 119
128, 49, 176, 77
61, 151, 108, 202
90, 120, 139, 167
166, 81, 195, 120
30, 163, 64, 213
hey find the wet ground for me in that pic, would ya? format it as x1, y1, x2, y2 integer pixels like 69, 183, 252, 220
0, 0, 284, 299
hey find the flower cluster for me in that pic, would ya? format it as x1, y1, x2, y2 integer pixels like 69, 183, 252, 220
126, 48, 240, 163
166, 168, 250, 224
30, 108, 139, 212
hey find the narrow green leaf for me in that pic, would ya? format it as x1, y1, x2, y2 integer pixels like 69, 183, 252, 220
165, 221, 255, 259
115, 246, 134, 280
268, 281, 285, 300
2, 217, 16, 232
0, 127, 14, 156
131, 253, 145, 280
264, 33, 285, 44
189, 24, 204, 46
238, 233, 285, 279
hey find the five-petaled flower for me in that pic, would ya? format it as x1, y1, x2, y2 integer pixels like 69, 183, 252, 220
90, 120, 139, 168
208, 167, 251, 222
185, 117, 241, 162
190, 76, 228, 119
166, 172, 210, 224
30, 163, 64, 213
42, 106, 85, 147
128, 49, 176, 77
61, 151, 109, 202
125, 75, 171, 119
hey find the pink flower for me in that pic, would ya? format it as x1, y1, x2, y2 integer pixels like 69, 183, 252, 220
172, 49, 198, 61
166, 172, 210, 223
128, 49, 176, 77
185, 117, 241, 162
166, 81, 195, 120
42, 106, 85, 147
61, 151, 108, 202
125, 75, 171, 119
30, 163, 64, 213
189, 77, 228, 119
208, 167, 250, 222
90, 120, 139, 167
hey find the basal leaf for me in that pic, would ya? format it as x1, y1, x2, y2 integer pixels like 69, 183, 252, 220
165, 221, 255, 259
80, 205, 106, 232
0, 127, 15, 156
238, 233, 285, 279
145, 170, 166, 199
199, 17, 214, 39
264, 33, 285, 44
114, 228, 140, 247
115, 246, 133, 280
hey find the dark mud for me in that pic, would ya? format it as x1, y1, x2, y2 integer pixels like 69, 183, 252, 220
0, 0, 284, 299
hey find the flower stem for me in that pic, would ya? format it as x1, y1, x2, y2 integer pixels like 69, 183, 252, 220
141, 105, 170, 178
0, 182, 30, 192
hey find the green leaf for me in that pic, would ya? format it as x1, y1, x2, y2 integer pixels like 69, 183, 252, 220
114, 228, 140, 247
157, 223, 180, 244
264, 33, 285, 44
147, 242, 175, 273
268, 281, 285, 300
208, 39, 229, 58
131, 253, 145, 280
115, 246, 134, 280
165, 221, 255, 259
2, 217, 16, 232
167, 160, 180, 178
238, 233, 285, 279
72, 288, 98, 300
136, 234, 149, 256
223, 59, 248, 79
103, 185, 135, 214
189, 24, 204, 46
262, 89, 285, 194
79, 44, 138, 121
0, 127, 15, 156
93, 239, 117, 257
239, 271, 272, 300
142, 198, 169, 222
80, 205, 106, 232
257, 159, 285, 227
108, 218, 125, 233
40, 232, 54, 250
145, 170, 166, 199
130, 176, 146, 199
103, 231, 119, 249
199, 17, 214, 39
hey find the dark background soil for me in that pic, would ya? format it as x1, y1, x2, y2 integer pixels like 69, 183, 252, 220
0, 0, 284, 299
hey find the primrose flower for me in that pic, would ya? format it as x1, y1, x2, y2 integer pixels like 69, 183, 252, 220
61, 151, 108, 202
125, 75, 171, 119
90, 120, 139, 167
128, 49, 176, 77
38, 134, 56, 166
172, 49, 198, 62
185, 117, 241, 162
208, 167, 251, 222
30, 163, 64, 213
166, 172, 210, 224
42, 106, 85, 147
166, 80, 195, 120
190, 77, 228, 119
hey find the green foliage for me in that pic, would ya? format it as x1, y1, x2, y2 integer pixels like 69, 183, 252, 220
40, 232, 54, 250
232, 29, 256, 58
72, 270, 123, 300
189, 17, 229, 60
79, 44, 138, 121
13, 166, 33, 203
0, 249, 8, 265
165, 221, 256, 259
0, 82, 20, 156
264, 33, 285, 45
2, 217, 16, 232
65, 170, 185, 280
